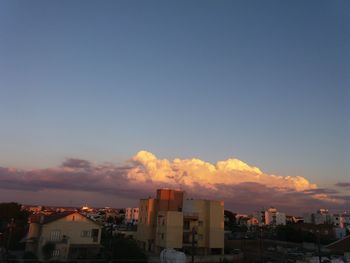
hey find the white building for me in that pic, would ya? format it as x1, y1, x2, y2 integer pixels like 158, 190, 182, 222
303, 209, 333, 225
257, 207, 286, 226
332, 213, 350, 231
125, 207, 139, 224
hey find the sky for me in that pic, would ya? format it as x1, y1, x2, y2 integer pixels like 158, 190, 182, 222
0, 0, 349, 213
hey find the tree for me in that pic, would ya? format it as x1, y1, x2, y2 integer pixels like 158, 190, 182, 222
0, 202, 30, 250
23, 251, 39, 263
42, 242, 55, 260
106, 216, 115, 224
102, 234, 147, 263
224, 210, 237, 231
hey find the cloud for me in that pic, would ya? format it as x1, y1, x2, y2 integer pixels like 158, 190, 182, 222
335, 182, 350, 188
128, 151, 317, 191
0, 151, 348, 213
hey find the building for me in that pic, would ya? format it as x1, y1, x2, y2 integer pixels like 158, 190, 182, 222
332, 213, 350, 229
325, 235, 350, 256
236, 215, 259, 228
25, 211, 102, 261
286, 215, 304, 224
303, 209, 333, 225
182, 199, 224, 255
257, 207, 286, 226
136, 189, 224, 255
125, 207, 139, 224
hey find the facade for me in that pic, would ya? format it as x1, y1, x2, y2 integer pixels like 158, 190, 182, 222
137, 198, 157, 251
257, 207, 286, 226
136, 189, 224, 255
155, 211, 183, 249
234, 214, 259, 231
182, 199, 224, 255
303, 210, 350, 238
25, 211, 102, 261
125, 207, 139, 224
332, 213, 350, 229
303, 209, 333, 225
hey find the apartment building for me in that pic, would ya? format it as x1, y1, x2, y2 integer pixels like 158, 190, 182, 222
25, 211, 102, 261
125, 207, 139, 224
137, 198, 157, 251
257, 207, 286, 226
136, 189, 224, 255
303, 209, 333, 225
182, 199, 224, 255
332, 213, 350, 229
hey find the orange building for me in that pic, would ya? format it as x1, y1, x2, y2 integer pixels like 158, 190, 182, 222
156, 189, 184, 212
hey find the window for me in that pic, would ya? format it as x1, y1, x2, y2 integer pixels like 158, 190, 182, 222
52, 249, 60, 257
81, 230, 91, 237
50, 230, 61, 241
161, 233, 164, 240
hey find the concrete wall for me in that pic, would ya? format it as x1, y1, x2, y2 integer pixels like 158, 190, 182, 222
155, 211, 183, 250
156, 189, 184, 212
136, 198, 156, 250
184, 199, 224, 252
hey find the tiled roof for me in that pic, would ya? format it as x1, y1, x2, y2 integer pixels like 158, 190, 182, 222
30, 211, 101, 225
325, 235, 350, 252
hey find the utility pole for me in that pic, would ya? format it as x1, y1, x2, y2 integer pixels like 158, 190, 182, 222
191, 227, 197, 263
317, 230, 322, 263
259, 227, 263, 263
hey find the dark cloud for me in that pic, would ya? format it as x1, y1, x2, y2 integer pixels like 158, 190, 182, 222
335, 182, 350, 188
61, 158, 92, 169
302, 188, 340, 195
0, 157, 349, 214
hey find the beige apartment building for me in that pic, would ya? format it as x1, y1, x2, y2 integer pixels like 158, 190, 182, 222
136, 189, 224, 255
25, 211, 102, 261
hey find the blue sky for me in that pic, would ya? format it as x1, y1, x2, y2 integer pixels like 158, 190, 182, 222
0, 0, 349, 188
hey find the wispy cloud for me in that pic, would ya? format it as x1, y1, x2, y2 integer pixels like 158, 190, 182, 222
0, 151, 348, 213
335, 182, 350, 188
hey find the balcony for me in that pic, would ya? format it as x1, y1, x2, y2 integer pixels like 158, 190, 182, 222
184, 212, 199, 220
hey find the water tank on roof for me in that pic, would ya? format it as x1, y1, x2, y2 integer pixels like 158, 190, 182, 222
160, 249, 186, 263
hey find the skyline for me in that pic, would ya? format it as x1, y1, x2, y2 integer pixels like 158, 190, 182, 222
0, 0, 349, 212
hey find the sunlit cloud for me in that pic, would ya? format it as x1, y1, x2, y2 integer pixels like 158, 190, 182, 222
128, 150, 317, 192
0, 150, 348, 213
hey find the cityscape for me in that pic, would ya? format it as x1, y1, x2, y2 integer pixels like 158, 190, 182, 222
0, 0, 349, 262
0, 189, 349, 262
